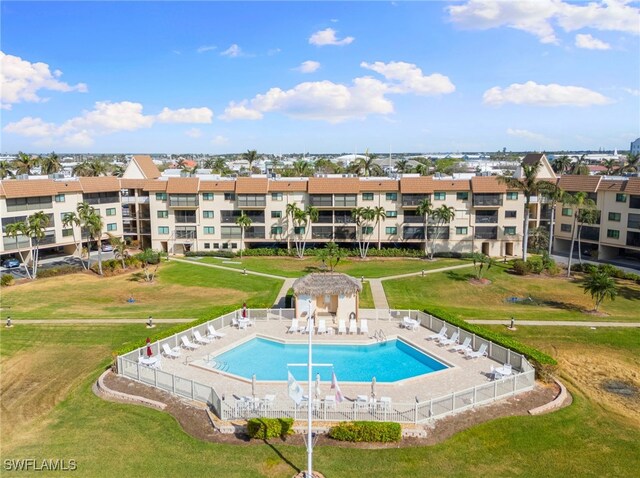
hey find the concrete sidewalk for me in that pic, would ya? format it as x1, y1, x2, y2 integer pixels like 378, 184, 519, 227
170, 257, 287, 280
468, 319, 640, 328
7, 319, 193, 325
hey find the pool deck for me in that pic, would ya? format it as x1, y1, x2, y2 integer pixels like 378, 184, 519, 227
159, 319, 509, 406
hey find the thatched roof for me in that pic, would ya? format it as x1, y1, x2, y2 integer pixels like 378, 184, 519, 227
292, 273, 362, 296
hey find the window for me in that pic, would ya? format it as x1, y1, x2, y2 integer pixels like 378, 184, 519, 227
107, 223, 117, 232
204, 243, 211, 249
222, 243, 229, 249
562, 208, 573, 217
158, 226, 169, 234
362, 193, 374, 201
561, 224, 571, 233
204, 227, 215, 234
616, 193, 627, 203
213, 243, 219, 249
506, 192, 519, 200
54, 194, 65, 203
156, 193, 167, 201
231, 243, 237, 249
386, 192, 397, 201
106, 208, 116, 216
362, 226, 374, 235
607, 229, 620, 239
271, 211, 282, 219
202, 192, 214, 201
456, 227, 468, 235
434, 192, 446, 200
386, 210, 398, 218
62, 228, 73, 237
504, 226, 516, 236
294, 226, 305, 234
608, 212, 621, 222
271, 192, 283, 201
505, 210, 517, 218
271, 226, 283, 234
203, 211, 214, 219
456, 192, 469, 201
157, 210, 168, 219
385, 227, 397, 234
224, 193, 236, 201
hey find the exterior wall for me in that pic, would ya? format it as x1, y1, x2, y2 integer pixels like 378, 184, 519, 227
631, 138, 640, 156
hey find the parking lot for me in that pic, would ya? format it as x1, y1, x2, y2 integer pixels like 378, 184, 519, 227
1, 251, 115, 278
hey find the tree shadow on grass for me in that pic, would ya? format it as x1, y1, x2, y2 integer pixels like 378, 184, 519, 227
616, 285, 640, 301
303, 266, 324, 274
263, 440, 301, 475
445, 270, 474, 282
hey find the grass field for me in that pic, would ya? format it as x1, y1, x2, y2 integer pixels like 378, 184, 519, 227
0, 261, 282, 320
383, 262, 640, 322
189, 255, 466, 278
1, 325, 638, 477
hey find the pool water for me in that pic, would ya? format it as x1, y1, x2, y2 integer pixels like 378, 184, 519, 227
207, 337, 449, 383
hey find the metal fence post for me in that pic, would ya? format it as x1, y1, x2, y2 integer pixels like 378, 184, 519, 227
473, 386, 477, 406
414, 402, 418, 424
172, 374, 175, 394
494, 380, 498, 399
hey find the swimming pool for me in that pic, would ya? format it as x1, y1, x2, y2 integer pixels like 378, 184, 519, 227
204, 337, 449, 383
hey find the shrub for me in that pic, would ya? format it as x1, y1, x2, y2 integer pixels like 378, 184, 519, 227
328, 421, 401, 443
597, 263, 619, 278
241, 248, 291, 257
247, 418, 294, 439
184, 250, 235, 259
526, 256, 544, 274
511, 259, 530, 276
36, 265, 83, 279
1, 274, 15, 287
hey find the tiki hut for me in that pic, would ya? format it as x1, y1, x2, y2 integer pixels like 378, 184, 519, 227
292, 273, 363, 324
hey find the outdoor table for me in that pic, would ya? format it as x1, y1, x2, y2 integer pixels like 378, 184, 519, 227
238, 318, 251, 329
140, 356, 158, 367
495, 366, 512, 377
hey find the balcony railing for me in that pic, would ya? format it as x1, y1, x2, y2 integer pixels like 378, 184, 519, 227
475, 215, 498, 224
403, 227, 425, 240
579, 226, 600, 241
627, 231, 640, 247
237, 196, 266, 208
474, 227, 498, 240
402, 195, 429, 207
316, 212, 333, 224
334, 227, 356, 240
309, 195, 332, 207
312, 227, 333, 239
403, 215, 423, 223
245, 227, 265, 239
628, 214, 640, 230
334, 214, 354, 224
175, 216, 197, 224
169, 198, 199, 208
175, 230, 197, 240
473, 195, 503, 207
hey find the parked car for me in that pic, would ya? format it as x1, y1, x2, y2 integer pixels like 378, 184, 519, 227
101, 243, 114, 252
2, 258, 20, 269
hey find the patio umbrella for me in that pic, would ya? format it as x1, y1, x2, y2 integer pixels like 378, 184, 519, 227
242, 302, 247, 318
371, 376, 377, 400
146, 337, 152, 358
315, 373, 321, 400
252, 373, 257, 400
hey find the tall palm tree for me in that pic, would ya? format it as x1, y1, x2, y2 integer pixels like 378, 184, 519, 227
292, 159, 313, 176
285, 202, 300, 253
86, 212, 104, 275
414, 162, 430, 176
582, 270, 618, 311
602, 159, 618, 175
571, 155, 590, 175
111, 164, 126, 177
292, 206, 308, 258
4, 221, 32, 279
620, 153, 639, 174
88, 159, 110, 176
302, 206, 319, 256
73, 161, 93, 177
235, 213, 252, 258
77, 201, 95, 269
352, 206, 375, 259
429, 205, 455, 260
27, 211, 50, 277
62, 212, 83, 267
40, 151, 62, 175
357, 149, 382, 177
416, 198, 433, 257
372, 206, 387, 250
0, 160, 15, 179
243, 149, 259, 175
14, 151, 38, 175
205, 157, 229, 175
546, 185, 565, 256
110, 234, 128, 269
576, 207, 599, 265
552, 155, 571, 175
395, 159, 410, 174
563, 191, 596, 277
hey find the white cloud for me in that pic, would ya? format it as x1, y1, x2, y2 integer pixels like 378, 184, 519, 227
623, 87, 640, 96
185, 128, 202, 138
575, 33, 611, 50
507, 128, 548, 142
197, 45, 217, 53
211, 135, 229, 145
0, 51, 87, 110
483, 81, 612, 107
295, 61, 321, 73
309, 28, 354, 46
221, 44, 243, 57
361, 61, 455, 95
219, 101, 264, 121
448, 0, 639, 45
267, 48, 282, 56
156, 107, 213, 123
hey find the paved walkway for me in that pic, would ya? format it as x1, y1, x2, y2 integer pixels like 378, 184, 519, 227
368, 278, 389, 309
170, 257, 287, 280
8, 319, 193, 325
380, 262, 475, 281
273, 278, 296, 308
468, 319, 640, 328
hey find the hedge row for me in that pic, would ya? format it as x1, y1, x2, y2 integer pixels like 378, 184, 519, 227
185, 248, 474, 259
36, 265, 84, 279
1, 274, 15, 287
424, 307, 557, 379
184, 250, 235, 259
247, 418, 294, 439
571, 263, 640, 283
328, 421, 401, 443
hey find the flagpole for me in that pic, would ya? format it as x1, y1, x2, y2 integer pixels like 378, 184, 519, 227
307, 299, 313, 478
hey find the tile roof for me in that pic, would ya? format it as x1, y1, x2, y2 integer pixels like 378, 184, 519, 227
358, 179, 400, 191
0, 182, 4, 197
143, 180, 168, 192
119, 178, 153, 189
166, 177, 199, 194
267, 180, 309, 192
132, 155, 161, 179
399, 177, 435, 193
624, 177, 640, 194
308, 177, 360, 194
78, 176, 121, 193
235, 177, 268, 194
597, 179, 626, 193
54, 179, 83, 194
1, 179, 60, 198
522, 153, 544, 165
200, 180, 235, 192
558, 175, 601, 193
432, 179, 471, 191
471, 176, 507, 193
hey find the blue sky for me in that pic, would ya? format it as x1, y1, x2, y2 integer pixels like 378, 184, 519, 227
1, 0, 639, 154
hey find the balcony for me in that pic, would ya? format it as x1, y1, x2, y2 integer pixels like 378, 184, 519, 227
628, 214, 640, 230
245, 211, 265, 224
245, 226, 265, 239
334, 226, 356, 240
169, 195, 198, 208
317, 211, 333, 224
403, 213, 423, 223
221, 226, 242, 239
630, 195, 640, 210
402, 194, 429, 208
312, 226, 333, 239
334, 212, 354, 224
473, 194, 503, 207
175, 211, 197, 224
474, 227, 498, 240
334, 195, 357, 208
580, 226, 600, 242
83, 193, 120, 205
475, 212, 498, 224
121, 196, 150, 204
309, 195, 332, 207
175, 229, 197, 240
221, 211, 241, 224
427, 226, 450, 240
627, 231, 640, 247
403, 226, 424, 240
237, 195, 266, 208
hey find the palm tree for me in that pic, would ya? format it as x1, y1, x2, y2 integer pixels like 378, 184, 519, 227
395, 159, 410, 174
205, 157, 229, 174
528, 226, 549, 253
292, 159, 313, 177
73, 161, 93, 177
576, 207, 599, 265
552, 155, 571, 174
372, 206, 387, 250
291, 206, 308, 258
416, 198, 433, 257
302, 206, 319, 256
0, 160, 15, 179
602, 159, 618, 175
40, 151, 62, 175
77, 201, 95, 269
243, 149, 259, 175
14, 151, 38, 175
499, 159, 558, 260
414, 162, 430, 176
582, 270, 618, 311
86, 212, 104, 275
429, 205, 455, 260
620, 153, 639, 174
4, 221, 32, 279
110, 234, 129, 269
27, 211, 50, 277
571, 155, 590, 175
470, 252, 494, 280
285, 202, 300, 253
316, 242, 346, 272
235, 212, 252, 258
111, 164, 126, 177
563, 191, 596, 277
352, 206, 375, 258
88, 159, 110, 176
356, 149, 382, 177
62, 212, 83, 266
546, 185, 565, 256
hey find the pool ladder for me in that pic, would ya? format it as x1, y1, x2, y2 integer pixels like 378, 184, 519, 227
373, 329, 387, 342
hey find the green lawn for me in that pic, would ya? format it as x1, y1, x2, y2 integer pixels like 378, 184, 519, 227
0, 261, 282, 320
189, 255, 466, 278
383, 262, 640, 322
1, 325, 638, 477
359, 281, 374, 308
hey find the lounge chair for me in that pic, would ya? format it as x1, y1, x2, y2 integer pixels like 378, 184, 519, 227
359, 319, 369, 335
377, 396, 392, 411
300, 320, 313, 334
354, 394, 369, 410
193, 330, 212, 345
438, 331, 459, 347
207, 324, 226, 339
287, 319, 299, 334
452, 337, 472, 353
162, 343, 181, 359
338, 319, 347, 335
180, 335, 199, 350
427, 326, 447, 341
348, 319, 357, 334
317, 319, 327, 335
261, 394, 276, 410
465, 343, 488, 359
489, 365, 501, 381
324, 395, 337, 410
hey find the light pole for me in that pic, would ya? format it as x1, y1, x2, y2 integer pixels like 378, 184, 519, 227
306, 298, 313, 478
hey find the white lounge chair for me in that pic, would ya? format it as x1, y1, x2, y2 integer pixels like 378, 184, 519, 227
207, 324, 226, 339
193, 330, 212, 345
287, 319, 299, 334
337, 319, 347, 335
300, 320, 313, 334
354, 394, 369, 410
427, 326, 447, 341
359, 319, 369, 335
180, 335, 199, 350
324, 395, 337, 410
438, 331, 459, 347
261, 394, 276, 411
377, 396, 392, 411
465, 343, 488, 359
162, 343, 181, 359
348, 319, 357, 334
452, 337, 472, 353
317, 319, 327, 335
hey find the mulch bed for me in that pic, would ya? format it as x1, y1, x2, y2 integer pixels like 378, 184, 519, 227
102, 372, 560, 449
